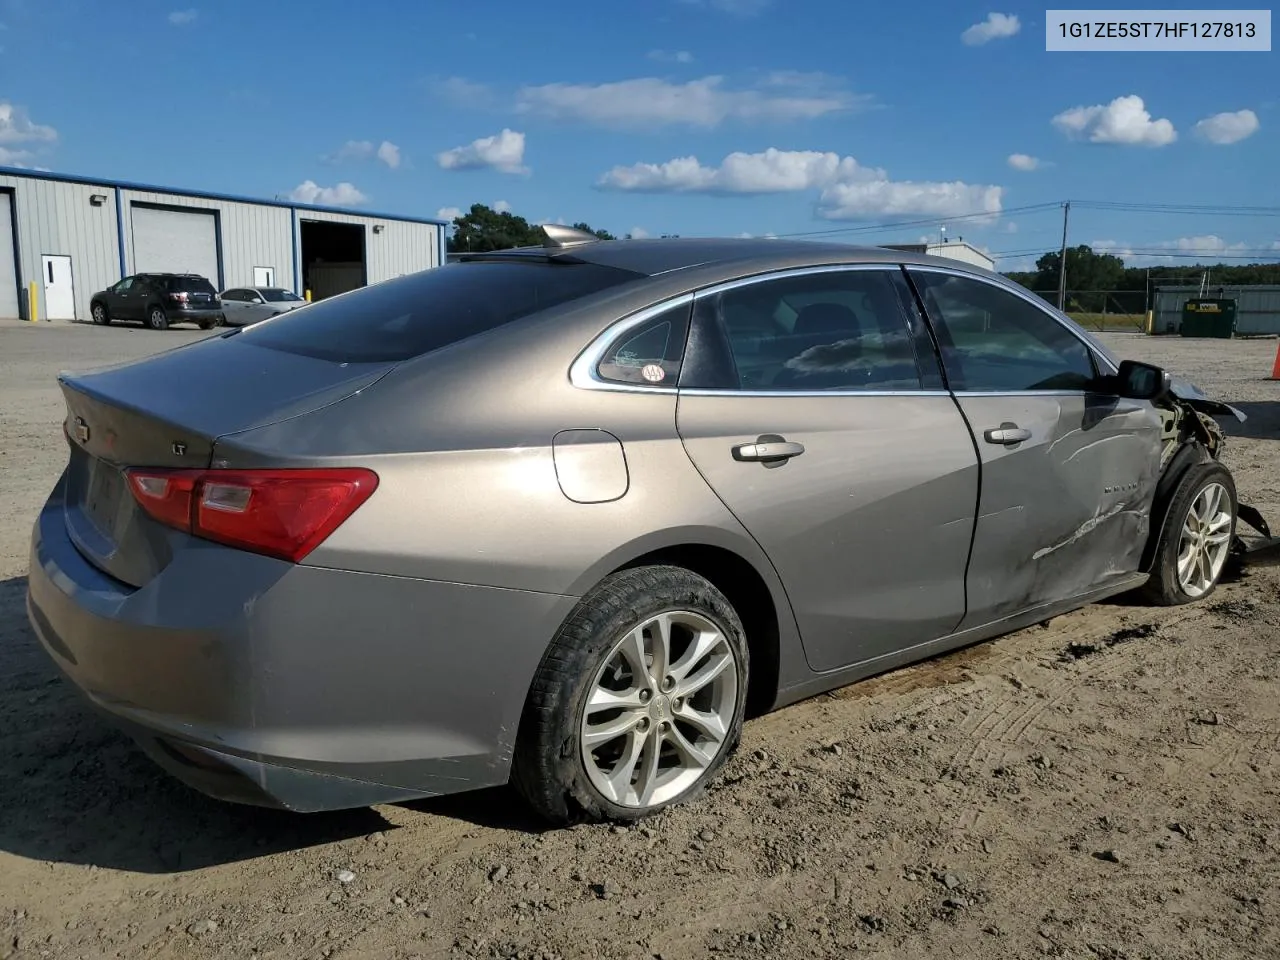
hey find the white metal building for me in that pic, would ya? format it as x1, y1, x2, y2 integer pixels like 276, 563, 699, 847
882, 240, 996, 272
0, 166, 448, 322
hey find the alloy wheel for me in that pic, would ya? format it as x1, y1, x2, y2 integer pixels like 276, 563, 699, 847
1176, 481, 1233, 599
580, 610, 738, 809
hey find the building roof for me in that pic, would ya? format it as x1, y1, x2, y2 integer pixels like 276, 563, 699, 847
0, 164, 448, 227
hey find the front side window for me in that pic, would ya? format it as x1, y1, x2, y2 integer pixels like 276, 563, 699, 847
681, 269, 923, 392
113, 278, 134, 293
595, 303, 690, 386
262, 288, 303, 302
909, 271, 1097, 392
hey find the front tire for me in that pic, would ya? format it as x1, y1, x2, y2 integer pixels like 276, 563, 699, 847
1141, 462, 1237, 606
146, 306, 169, 331
90, 302, 110, 325
513, 565, 749, 825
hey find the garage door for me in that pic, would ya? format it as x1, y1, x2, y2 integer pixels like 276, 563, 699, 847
131, 205, 220, 286
0, 193, 18, 319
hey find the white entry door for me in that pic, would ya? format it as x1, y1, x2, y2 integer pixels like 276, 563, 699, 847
253, 266, 276, 287
42, 255, 76, 321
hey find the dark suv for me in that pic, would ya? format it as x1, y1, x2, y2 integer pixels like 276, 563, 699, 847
89, 274, 223, 330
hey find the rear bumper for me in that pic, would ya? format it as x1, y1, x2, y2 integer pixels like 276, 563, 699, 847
167, 307, 222, 324
27, 478, 577, 811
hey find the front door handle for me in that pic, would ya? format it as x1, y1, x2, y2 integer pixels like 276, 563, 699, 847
983, 422, 1032, 446
732, 435, 805, 463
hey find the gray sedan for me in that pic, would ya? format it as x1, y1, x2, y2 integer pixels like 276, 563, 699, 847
218, 286, 307, 326
26, 229, 1266, 824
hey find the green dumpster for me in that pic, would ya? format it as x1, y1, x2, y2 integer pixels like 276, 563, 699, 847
1180, 298, 1237, 338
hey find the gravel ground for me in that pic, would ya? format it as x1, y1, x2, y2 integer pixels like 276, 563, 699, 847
1, 321, 1278, 960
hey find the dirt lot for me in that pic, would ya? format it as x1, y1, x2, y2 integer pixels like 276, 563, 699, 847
2, 322, 1278, 960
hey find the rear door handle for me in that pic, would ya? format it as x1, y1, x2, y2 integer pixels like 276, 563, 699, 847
983, 422, 1032, 446
732, 435, 805, 463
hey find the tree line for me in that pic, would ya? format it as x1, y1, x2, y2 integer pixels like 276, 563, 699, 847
445, 203, 677, 253
1005, 245, 1280, 313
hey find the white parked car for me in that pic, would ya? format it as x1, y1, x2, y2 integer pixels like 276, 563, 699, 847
218, 287, 307, 326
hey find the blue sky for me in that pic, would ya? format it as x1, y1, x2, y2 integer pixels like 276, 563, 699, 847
0, 0, 1276, 270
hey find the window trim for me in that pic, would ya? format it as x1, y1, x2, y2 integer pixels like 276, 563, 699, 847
569, 294, 693, 395
570, 264, 949, 398
905, 264, 1118, 396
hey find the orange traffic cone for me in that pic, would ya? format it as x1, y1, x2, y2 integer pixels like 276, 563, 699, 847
1271, 342, 1280, 380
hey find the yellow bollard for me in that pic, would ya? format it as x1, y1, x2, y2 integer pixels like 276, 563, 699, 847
1145, 310, 1155, 335
28, 282, 38, 322
304, 289, 312, 302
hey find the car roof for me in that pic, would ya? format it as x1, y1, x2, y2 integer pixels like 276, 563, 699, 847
452, 236, 1001, 282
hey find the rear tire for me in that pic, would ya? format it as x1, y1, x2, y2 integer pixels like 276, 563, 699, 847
197, 317, 215, 330
90, 302, 111, 325
1140, 461, 1237, 606
512, 565, 749, 825
146, 306, 169, 331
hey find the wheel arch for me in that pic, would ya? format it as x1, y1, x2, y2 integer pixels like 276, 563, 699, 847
1141, 439, 1215, 574
611, 543, 782, 718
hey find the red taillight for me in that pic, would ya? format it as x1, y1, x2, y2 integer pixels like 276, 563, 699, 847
125, 468, 378, 563
167, 291, 190, 303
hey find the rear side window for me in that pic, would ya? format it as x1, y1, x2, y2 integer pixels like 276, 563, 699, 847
596, 303, 690, 386
240, 260, 645, 362
167, 276, 217, 294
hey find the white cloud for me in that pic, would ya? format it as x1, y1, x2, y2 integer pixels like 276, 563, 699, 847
1007, 153, 1039, 171
437, 129, 528, 174
629, 226, 651, 239
1194, 109, 1260, 145
648, 49, 694, 63
0, 101, 57, 145
325, 139, 402, 168
1093, 235, 1258, 264
493, 199, 511, 213
599, 148, 878, 194
432, 76, 495, 108
597, 146, 1003, 220
736, 231, 778, 239
516, 75, 860, 129
818, 179, 1003, 220
1003, 221, 1019, 234
1052, 94, 1176, 146
376, 140, 401, 168
962, 12, 1020, 45
168, 8, 198, 25
436, 206, 464, 221
0, 146, 33, 166
289, 180, 368, 206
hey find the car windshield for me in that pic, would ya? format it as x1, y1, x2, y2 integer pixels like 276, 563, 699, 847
165, 276, 217, 294
261, 288, 303, 302
239, 259, 645, 362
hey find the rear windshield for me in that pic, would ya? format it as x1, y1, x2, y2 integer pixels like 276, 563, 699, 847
261, 288, 303, 302
238, 259, 645, 362
165, 276, 217, 294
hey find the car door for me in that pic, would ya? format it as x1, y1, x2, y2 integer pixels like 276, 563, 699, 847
674, 265, 981, 673
242, 289, 273, 324
105, 277, 134, 317
220, 289, 247, 324
125, 276, 154, 320
907, 267, 1163, 629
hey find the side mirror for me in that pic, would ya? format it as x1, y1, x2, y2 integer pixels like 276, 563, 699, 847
1115, 359, 1171, 400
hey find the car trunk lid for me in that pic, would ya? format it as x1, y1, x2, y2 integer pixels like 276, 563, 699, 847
58, 332, 397, 587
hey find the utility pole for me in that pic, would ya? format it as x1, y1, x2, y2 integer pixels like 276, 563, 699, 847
1056, 201, 1070, 311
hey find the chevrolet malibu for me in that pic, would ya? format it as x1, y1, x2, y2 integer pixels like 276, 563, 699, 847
27, 229, 1259, 824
